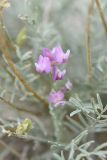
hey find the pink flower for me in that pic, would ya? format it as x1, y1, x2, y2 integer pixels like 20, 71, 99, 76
48, 90, 64, 104
35, 46, 70, 82
42, 46, 70, 65
42, 48, 54, 61
52, 46, 70, 64
35, 55, 52, 74
52, 67, 66, 81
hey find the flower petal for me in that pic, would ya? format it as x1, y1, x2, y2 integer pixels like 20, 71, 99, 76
52, 67, 66, 81
48, 90, 64, 104
35, 55, 52, 74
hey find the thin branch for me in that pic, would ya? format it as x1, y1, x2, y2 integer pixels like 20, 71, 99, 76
95, 0, 107, 34
0, 97, 42, 117
0, 20, 48, 108
19, 134, 65, 147
0, 59, 15, 80
85, 0, 94, 81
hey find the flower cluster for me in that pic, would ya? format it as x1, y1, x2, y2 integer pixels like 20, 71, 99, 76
35, 46, 72, 105
35, 46, 70, 81
48, 80, 72, 105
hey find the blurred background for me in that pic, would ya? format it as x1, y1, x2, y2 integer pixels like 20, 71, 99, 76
0, 0, 107, 159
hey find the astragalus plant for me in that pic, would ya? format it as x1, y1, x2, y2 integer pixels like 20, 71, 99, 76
0, 0, 107, 160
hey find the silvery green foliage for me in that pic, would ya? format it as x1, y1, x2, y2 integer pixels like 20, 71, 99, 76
51, 94, 107, 160
0, 0, 107, 160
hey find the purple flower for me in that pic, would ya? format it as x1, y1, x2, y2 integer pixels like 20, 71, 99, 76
35, 55, 52, 74
52, 46, 70, 64
35, 46, 70, 82
42, 48, 54, 61
52, 67, 66, 81
42, 46, 70, 65
48, 90, 64, 104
